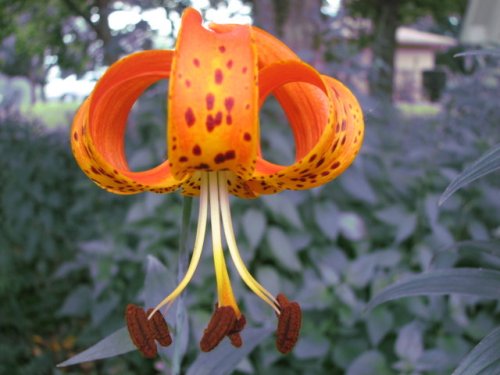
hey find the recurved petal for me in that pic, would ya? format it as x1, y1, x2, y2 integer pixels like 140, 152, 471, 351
211, 25, 363, 195
211, 23, 300, 66
71, 50, 183, 194
251, 67, 363, 192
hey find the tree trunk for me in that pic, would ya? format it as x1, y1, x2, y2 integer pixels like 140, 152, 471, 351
96, 0, 116, 65
252, 0, 278, 36
368, 0, 400, 102
252, 0, 325, 67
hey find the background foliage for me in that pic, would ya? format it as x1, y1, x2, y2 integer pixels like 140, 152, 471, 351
1, 1, 500, 374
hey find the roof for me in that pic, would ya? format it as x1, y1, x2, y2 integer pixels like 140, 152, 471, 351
396, 27, 457, 49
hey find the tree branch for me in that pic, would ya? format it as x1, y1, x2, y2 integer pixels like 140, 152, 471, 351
60, 0, 101, 37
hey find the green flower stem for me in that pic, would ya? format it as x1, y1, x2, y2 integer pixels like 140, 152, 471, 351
172, 196, 193, 375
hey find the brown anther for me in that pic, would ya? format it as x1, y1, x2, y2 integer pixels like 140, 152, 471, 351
125, 304, 157, 358
275, 293, 302, 354
146, 308, 172, 347
227, 314, 246, 348
228, 333, 242, 347
199, 306, 237, 352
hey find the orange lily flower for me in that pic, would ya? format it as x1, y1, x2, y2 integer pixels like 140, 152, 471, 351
71, 8, 364, 356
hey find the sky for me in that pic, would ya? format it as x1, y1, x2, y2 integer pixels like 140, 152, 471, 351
108, 0, 341, 39
47, 0, 340, 98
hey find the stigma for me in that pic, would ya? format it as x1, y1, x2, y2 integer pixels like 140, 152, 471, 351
126, 171, 302, 355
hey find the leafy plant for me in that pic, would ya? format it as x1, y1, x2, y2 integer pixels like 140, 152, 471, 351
369, 142, 500, 375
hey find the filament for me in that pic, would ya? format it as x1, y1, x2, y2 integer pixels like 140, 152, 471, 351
208, 171, 240, 314
217, 171, 280, 313
148, 172, 209, 318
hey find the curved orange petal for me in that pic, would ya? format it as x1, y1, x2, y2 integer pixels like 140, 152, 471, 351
167, 8, 258, 181
251, 72, 363, 193
71, 50, 183, 194
213, 25, 364, 195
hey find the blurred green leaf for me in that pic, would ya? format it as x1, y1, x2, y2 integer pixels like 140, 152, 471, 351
369, 269, 500, 310
241, 208, 267, 251
314, 201, 340, 240
478, 359, 500, 375
346, 255, 376, 288
256, 266, 281, 296
452, 327, 500, 375
91, 295, 120, 327
346, 350, 393, 375
339, 212, 366, 241
294, 335, 330, 359
57, 327, 135, 367
144, 255, 174, 310
186, 327, 273, 375
57, 285, 92, 318
366, 307, 394, 346
440, 144, 500, 205
395, 213, 417, 243
339, 167, 378, 204
395, 321, 423, 362
267, 227, 302, 272
262, 194, 303, 229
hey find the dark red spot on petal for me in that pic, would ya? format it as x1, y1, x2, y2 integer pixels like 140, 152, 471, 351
193, 58, 200, 67
331, 139, 339, 152
242, 66, 247, 74
215, 111, 223, 125
206, 93, 215, 110
185, 108, 196, 127
193, 145, 202, 155
73, 132, 78, 141
244, 132, 251, 141
226, 60, 233, 69
214, 153, 225, 164
224, 97, 235, 112
219, 45, 226, 53
206, 115, 215, 132
179, 156, 189, 162
185, 79, 191, 87
226, 115, 232, 125
196, 163, 210, 169
215, 69, 223, 84
331, 161, 340, 170
225, 150, 235, 160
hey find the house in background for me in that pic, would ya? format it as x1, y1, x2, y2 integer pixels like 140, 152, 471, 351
394, 27, 457, 102
350, 24, 457, 102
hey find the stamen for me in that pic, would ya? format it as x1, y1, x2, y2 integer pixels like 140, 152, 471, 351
146, 308, 172, 347
208, 172, 240, 314
148, 172, 209, 318
200, 306, 237, 352
217, 171, 280, 313
275, 293, 302, 354
125, 304, 157, 358
227, 314, 246, 348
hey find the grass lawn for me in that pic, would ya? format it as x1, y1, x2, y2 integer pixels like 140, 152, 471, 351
21, 100, 81, 129
397, 102, 441, 117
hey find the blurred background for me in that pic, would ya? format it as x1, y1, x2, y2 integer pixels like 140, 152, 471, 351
1, 0, 500, 374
